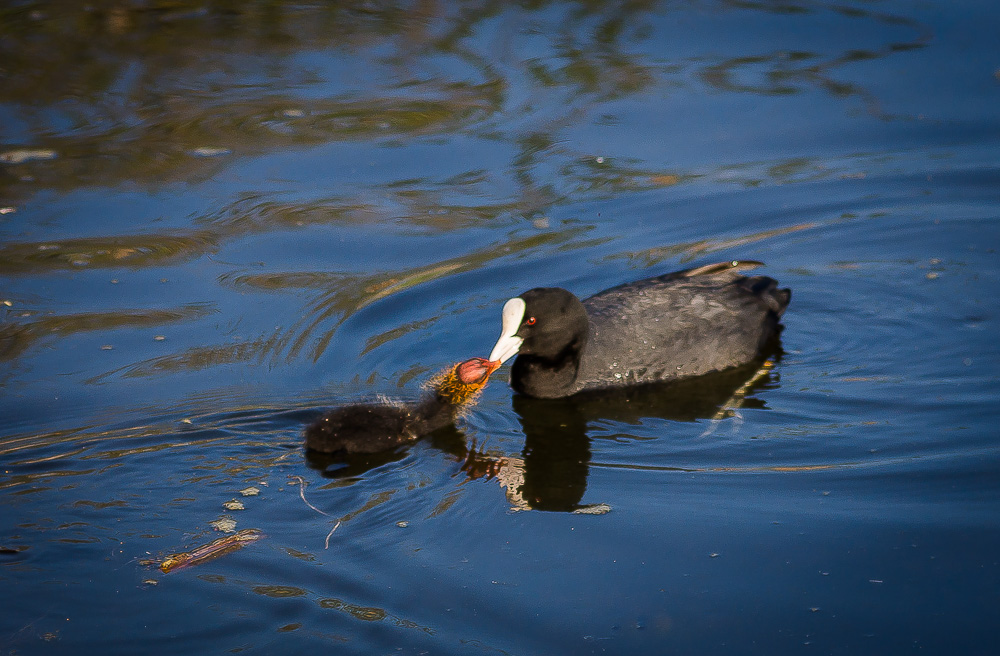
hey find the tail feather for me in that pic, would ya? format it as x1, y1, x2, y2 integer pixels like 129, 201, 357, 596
742, 275, 791, 316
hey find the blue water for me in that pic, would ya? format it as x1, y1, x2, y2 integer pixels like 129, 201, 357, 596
2, 1, 999, 654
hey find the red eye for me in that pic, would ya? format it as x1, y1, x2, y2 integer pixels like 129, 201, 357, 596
525, 317, 536, 326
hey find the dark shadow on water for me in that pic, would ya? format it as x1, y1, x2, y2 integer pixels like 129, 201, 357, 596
301, 411, 473, 480
300, 347, 782, 505
303, 444, 412, 480
508, 355, 782, 512
302, 353, 782, 509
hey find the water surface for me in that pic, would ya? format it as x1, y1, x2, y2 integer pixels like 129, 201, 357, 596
2, 1, 999, 654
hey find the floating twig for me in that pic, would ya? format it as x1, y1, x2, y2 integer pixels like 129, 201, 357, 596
324, 521, 341, 550
290, 475, 329, 516
159, 528, 263, 573
290, 476, 343, 548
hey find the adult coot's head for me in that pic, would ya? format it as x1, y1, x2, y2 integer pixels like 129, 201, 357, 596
488, 287, 588, 364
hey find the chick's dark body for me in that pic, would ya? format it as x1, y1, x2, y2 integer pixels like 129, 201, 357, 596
304, 358, 498, 454
303, 395, 456, 454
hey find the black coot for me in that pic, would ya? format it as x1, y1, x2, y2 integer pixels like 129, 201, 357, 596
305, 357, 500, 454
488, 260, 790, 399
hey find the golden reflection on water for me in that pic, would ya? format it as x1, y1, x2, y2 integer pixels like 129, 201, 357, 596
0, 0, 924, 200
0, 234, 218, 275
0, 0, 946, 506
609, 221, 818, 269
0, 0, 934, 391
21, 222, 602, 389
0, 400, 303, 490
252, 584, 308, 598
90, 338, 272, 381
0, 228, 228, 377
1, 304, 216, 364
1, 3, 991, 653
319, 597, 437, 635
262, 226, 594, 364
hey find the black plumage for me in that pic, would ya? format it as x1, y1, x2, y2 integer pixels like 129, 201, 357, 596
304, 357, 499, 454
490, 261, 790, 399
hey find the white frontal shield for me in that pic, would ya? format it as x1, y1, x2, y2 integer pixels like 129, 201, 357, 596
489, 297, 525, 364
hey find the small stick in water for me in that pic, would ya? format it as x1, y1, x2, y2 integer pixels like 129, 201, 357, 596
324, 521, 341, 550
291, 475, 341, 549
290, 475, 329, 516
159, 528, 263, 573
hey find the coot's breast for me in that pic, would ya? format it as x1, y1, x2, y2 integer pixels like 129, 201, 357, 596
574, 273, 784, 392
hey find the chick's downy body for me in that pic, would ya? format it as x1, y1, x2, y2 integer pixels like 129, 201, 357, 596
304, 357, 499, 454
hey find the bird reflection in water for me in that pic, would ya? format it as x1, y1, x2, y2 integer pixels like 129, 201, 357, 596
455, 354, 783, 512
304, 355, 780, 513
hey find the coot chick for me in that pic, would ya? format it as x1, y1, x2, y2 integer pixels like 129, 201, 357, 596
305, 357, 500, 454
488, 260, 790, 399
